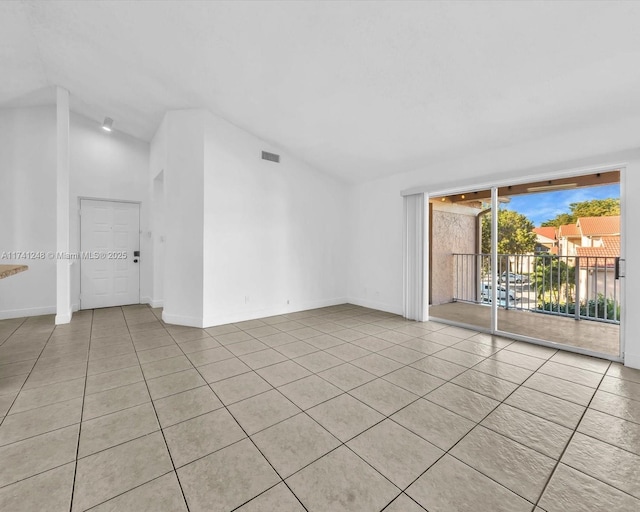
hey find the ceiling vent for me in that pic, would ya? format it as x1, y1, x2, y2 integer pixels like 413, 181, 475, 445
261, 151, 280, 163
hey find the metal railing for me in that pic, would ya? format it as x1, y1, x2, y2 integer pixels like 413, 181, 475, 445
452, 253, 620, 324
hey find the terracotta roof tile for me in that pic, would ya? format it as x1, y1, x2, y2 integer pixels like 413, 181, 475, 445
577, 215, 620, 236
533, 227, 556, 240
559, 224, 579, 237
576, 235, 620, 265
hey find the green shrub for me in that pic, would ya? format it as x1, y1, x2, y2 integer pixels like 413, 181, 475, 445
536, 294, 620, 321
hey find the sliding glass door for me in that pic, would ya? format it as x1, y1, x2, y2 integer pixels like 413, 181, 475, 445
493, 173, 622, 359
428, 170, 623, 361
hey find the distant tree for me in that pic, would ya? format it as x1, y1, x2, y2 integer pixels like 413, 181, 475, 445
482, 209, 537, 272
541, 198, 619, 227
541, 213, 573, 228
571, 198, 620, 218
533, 256, 575, 305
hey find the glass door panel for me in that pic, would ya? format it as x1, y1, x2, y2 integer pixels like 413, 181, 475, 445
494, 173, 621, 359
428, 190, 491, 332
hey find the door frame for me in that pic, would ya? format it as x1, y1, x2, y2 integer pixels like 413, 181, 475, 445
415, 163, 626, 363
78, 197, 142, 310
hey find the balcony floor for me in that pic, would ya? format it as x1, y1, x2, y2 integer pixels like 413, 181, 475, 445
429, 302, 620, 357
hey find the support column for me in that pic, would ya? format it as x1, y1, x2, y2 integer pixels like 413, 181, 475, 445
55, 87, 72, 324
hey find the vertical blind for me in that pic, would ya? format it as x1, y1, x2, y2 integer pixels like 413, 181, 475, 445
403, 193, 427, 321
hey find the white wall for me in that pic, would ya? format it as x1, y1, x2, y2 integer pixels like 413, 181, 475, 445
0, 106, 57, 319
348, 146, 640, 368
155, 111, 205, 327
349, 175, 404, 314
69, 112, 151, 310
201, 113, 348, 326
149, 115, 167, 307
150, 173, 165, 307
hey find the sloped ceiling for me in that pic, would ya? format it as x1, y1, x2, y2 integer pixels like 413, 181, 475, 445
2, 1, 640, 181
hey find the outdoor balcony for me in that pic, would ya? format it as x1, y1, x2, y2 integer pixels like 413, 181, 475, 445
430, 253, 621, 358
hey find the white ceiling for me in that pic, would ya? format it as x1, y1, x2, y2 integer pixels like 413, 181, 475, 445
2, 1, 640, 182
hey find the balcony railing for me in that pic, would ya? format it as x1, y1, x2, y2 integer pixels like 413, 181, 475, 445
452, 253, 621, 324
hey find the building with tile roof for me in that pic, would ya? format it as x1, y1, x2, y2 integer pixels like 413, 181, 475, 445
533, 227, 557, 254
555, 216, 620, 258
576, 236, 620, 266
577, 215, 620, 237
557, 223, 582, 258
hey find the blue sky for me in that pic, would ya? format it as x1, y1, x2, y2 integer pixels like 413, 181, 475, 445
502, 184, 620, 227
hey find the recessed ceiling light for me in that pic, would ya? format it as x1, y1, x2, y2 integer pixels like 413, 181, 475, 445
102, 117, 113, 132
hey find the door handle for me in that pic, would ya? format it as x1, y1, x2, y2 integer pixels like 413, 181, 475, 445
133, 250, 140, 263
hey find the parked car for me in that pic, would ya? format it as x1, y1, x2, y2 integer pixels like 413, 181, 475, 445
480, 296, 516, 308
501, 272, 526, 283
480, 283, 516, 301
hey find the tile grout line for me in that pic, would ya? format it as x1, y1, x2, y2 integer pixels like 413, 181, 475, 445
232, 316, 506, 508
413, 343, 632, 506
387, 339, 563, 508
0, 317, 28, 348
152, 306, 634, 507
208, 316, 516, 490
1, 306, 404, 501
0, 320, 64, 428
81, 469, 176, 512
5, 304, 631, 511
120, 307, 193, 512
550, 427, 640, 485
195, 319, 484, 508
531, 359, 619, 510
160, 317, 312, 512
0, 320, 92, 492
68, 309, 95, 512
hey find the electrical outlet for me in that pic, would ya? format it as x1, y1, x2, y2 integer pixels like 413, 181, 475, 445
244, 296, 249, 304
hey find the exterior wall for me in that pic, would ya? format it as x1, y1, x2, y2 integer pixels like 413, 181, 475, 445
431, 203, 479, 305
581, 235, 598, 247
579, 267, 619, 303
561, 237, 580, 257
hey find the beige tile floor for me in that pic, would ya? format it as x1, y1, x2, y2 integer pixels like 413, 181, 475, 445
429, 302, 620, 357
0, 304, 639, 511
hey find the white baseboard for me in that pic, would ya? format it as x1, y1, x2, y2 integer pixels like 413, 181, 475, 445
141, 296, 164, 308
0, 305, 56, 321
200, 296, 349, 328
346, 296, 403, 316
624, 352, 640, 370
162, 311, 204, 328
55, 312, 72, 325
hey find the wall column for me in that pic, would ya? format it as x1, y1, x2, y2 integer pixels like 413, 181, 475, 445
55, 86, 72, 324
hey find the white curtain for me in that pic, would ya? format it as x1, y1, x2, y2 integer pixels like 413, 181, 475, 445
403, 193, 427, 321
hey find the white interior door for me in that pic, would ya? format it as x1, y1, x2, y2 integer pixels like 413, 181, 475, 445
80, 199, 140, 309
